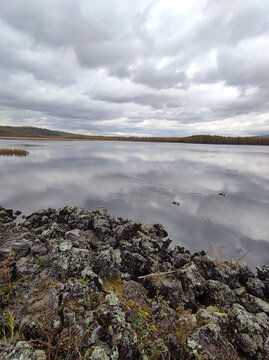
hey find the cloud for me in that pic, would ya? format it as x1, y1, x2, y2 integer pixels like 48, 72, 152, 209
0, 0, 268, 136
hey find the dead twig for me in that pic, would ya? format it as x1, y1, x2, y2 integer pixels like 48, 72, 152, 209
138, 270, 178, 279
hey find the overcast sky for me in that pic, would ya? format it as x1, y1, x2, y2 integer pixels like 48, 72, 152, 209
0, 0, 269, 136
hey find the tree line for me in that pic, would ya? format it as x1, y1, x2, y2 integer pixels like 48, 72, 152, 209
0, 126, 268, 145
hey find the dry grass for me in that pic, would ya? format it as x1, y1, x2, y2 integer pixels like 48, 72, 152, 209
207, 242, 247, 268
0, 148, 29, 157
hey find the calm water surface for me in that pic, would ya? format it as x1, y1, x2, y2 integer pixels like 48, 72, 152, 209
0, 140, 268, 268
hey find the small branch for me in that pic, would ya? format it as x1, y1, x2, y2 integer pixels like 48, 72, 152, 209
138, 270, 178, 280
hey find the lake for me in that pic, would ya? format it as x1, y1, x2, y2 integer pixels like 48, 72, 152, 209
0, 139, 268, 268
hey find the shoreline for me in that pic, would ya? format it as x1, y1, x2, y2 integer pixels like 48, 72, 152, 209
1, 135, 269, 145
0, 205, 268, 359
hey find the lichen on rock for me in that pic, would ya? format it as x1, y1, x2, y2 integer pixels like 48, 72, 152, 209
0, 205, 268, 360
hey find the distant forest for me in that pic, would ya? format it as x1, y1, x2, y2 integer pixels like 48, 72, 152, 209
0, 126, 72, 137
123, 135, 269, 145
0, 126, 269, 145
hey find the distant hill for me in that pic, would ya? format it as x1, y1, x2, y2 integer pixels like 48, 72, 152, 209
0, 125, 269, 145
0, 126, 77, 138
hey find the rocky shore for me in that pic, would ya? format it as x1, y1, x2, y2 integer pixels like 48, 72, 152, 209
0, 205, 268, 360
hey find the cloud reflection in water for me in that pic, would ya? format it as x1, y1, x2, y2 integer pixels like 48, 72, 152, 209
0, 140, 268, 268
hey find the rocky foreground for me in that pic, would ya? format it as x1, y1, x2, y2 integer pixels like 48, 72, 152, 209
0, 206, 268, 360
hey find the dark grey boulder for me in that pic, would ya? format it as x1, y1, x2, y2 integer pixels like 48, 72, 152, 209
227, 304, 269, 359
205, 280, 236, 308
246, 277, 265, 298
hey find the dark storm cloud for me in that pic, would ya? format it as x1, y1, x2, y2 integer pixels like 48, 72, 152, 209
0, 0, 268, 136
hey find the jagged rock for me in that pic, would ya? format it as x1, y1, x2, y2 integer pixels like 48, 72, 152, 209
240, 294, 269, 314
15, 256, 39, 275
157, 307, 179, 334
246, 277, 265, 298
97, 206, 108, 216
93, 216, 111, 237
151, 301, 161, 314
204, 280, 236, 308
3, 341, 46, 360
62, 279, 90, 302
122, 280, 148, 307
158, 278, 186, 309
195, 307, 225, 325
256, 264, 269, 297
11, 241, 31, 260
170, 251, 191, 269
256, 264, 269, 280
142, 339, 170, 359
81, 266, 103, 290
98, 292, 138, 359
187, 322, 238, 360
121, 250, 148, 276
237, 262, 255, 284
65, 228, 97, 250
30, 243, 47, 255
177, 262, 207, 307
59, 240, 73, 252
233, 286, 246, 297
170, 245, 187, 255
86, 343, 119, 360
65, 228, 85, 245
227, 304, 269, 359
193, 255, 254, 290
264, 280, 269, 298
192, 253, 218, 279
94, 246, 122, 278
144, 275, 186, 309
0, 208, 16, 224
0, 205, 268, 360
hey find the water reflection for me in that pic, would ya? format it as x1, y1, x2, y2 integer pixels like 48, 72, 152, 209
0, 139, 268, 268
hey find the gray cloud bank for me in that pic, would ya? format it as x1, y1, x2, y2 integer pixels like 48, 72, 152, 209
0, 0, 269, 136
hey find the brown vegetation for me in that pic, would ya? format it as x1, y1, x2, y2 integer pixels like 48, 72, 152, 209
0, 148, 29, 157
207, 242, 247, 268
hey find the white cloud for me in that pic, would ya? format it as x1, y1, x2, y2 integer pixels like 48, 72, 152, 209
0, 0, 268, 136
